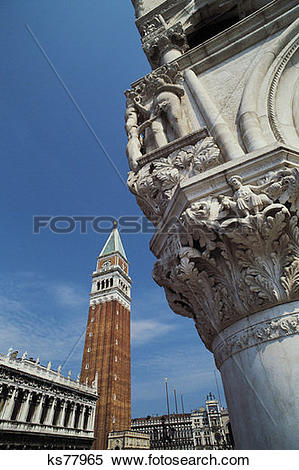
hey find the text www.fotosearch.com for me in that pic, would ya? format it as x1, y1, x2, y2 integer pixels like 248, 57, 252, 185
110, 453, 250, 466
47, 453, 250, 467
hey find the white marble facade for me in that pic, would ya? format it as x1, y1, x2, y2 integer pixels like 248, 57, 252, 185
126, 0, 299, 449
0, 351, 98, 449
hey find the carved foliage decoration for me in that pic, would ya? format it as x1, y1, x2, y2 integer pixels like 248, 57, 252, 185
153, 168, 299, 349
128, 137, 223, 223
214, 312, 299, 368
142, 23, 189, 67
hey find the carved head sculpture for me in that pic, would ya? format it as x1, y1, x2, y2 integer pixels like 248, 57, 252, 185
228, 175, 242, 190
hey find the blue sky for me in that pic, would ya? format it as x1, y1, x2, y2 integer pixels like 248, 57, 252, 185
0, 0, 224, 417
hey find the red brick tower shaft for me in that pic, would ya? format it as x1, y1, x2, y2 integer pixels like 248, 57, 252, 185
80, 223, 131, 449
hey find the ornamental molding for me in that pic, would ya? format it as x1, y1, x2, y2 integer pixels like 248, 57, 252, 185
128, 134, 223, 224
90, 291, 131, 310
136, 128, 208, 167
239, 18, 299, 152
267, 35, 299, 144
213, 311, 299, 369
0, 358, 97, 397
152, 166, 299, 349
135, 0, 188, 24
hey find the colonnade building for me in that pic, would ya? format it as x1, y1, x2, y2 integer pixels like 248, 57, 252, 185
0, 350, 98, 449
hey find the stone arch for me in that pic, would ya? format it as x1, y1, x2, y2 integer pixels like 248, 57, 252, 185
238, 18, 299, 152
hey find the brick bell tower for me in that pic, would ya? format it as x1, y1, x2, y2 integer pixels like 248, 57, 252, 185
80, 221, 131, 450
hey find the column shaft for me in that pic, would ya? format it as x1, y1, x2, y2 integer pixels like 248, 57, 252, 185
184, 69, 244, 161
1, 388, 17, 420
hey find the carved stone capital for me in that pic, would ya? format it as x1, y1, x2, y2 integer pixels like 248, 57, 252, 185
152, 165, 299, 349
142, 23, 188, 67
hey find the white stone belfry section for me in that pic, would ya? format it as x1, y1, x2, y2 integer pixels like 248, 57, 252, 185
126, 0, 299, 450
90, 223, 131, 311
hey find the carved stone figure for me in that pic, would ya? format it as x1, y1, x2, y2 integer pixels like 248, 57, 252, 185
134, 78, 187, 148
21, 351, 28, 361
227, 175, 273, 217
125, 92, 143, 171
6, 347, 13, 357
125, 63, 191, 160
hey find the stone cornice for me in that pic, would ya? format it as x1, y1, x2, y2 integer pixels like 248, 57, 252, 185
135, 0, 187, 28
90, 289, 131, 310
177, 0, 298, 76
136, 128, 208, 168
0, 419, 94, 439
92, 265, 132, 284
0, 355, 97, 399
0, 364, 98, 402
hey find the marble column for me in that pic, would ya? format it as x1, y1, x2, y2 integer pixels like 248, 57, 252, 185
77, 404, 85, 430
213, 302, 299, 449
88, 406, 96, 431
32, 394, 45, 424
45, 397, 56, 426
1, 387, 16, 420
86, 407, 93, 431
58, 400, 67, 427
150, 161, 299, 449
184, 69, 244, 161
18, 391, 32, 422
69, 403, 76, 429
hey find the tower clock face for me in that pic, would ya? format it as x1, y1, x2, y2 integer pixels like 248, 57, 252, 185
208, 405, 218, 413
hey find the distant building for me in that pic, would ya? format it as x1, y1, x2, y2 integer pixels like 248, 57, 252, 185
0, 350, 98, 449
108, 430, 150, 450
132, 412, 193, 450
80, 222, 132, 449
132, 395, 234, 450
191, 393, 234, 449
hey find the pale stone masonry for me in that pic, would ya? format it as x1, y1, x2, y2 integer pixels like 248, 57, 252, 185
0, 350, 98, 449
126, 0, 299, 449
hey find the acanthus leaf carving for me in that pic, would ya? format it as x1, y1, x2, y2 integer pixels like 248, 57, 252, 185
128, 136, 223, 224
153, 167, 299, 349
142, 23, 189, 67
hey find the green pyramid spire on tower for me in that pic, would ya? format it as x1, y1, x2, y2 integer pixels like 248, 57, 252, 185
99, 221, 127, 260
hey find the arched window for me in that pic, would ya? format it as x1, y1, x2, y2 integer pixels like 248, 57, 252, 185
106, 279, 109, 288
97, 281, 100, 291
110, 278, 113, 287
101, 280, 105, 289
